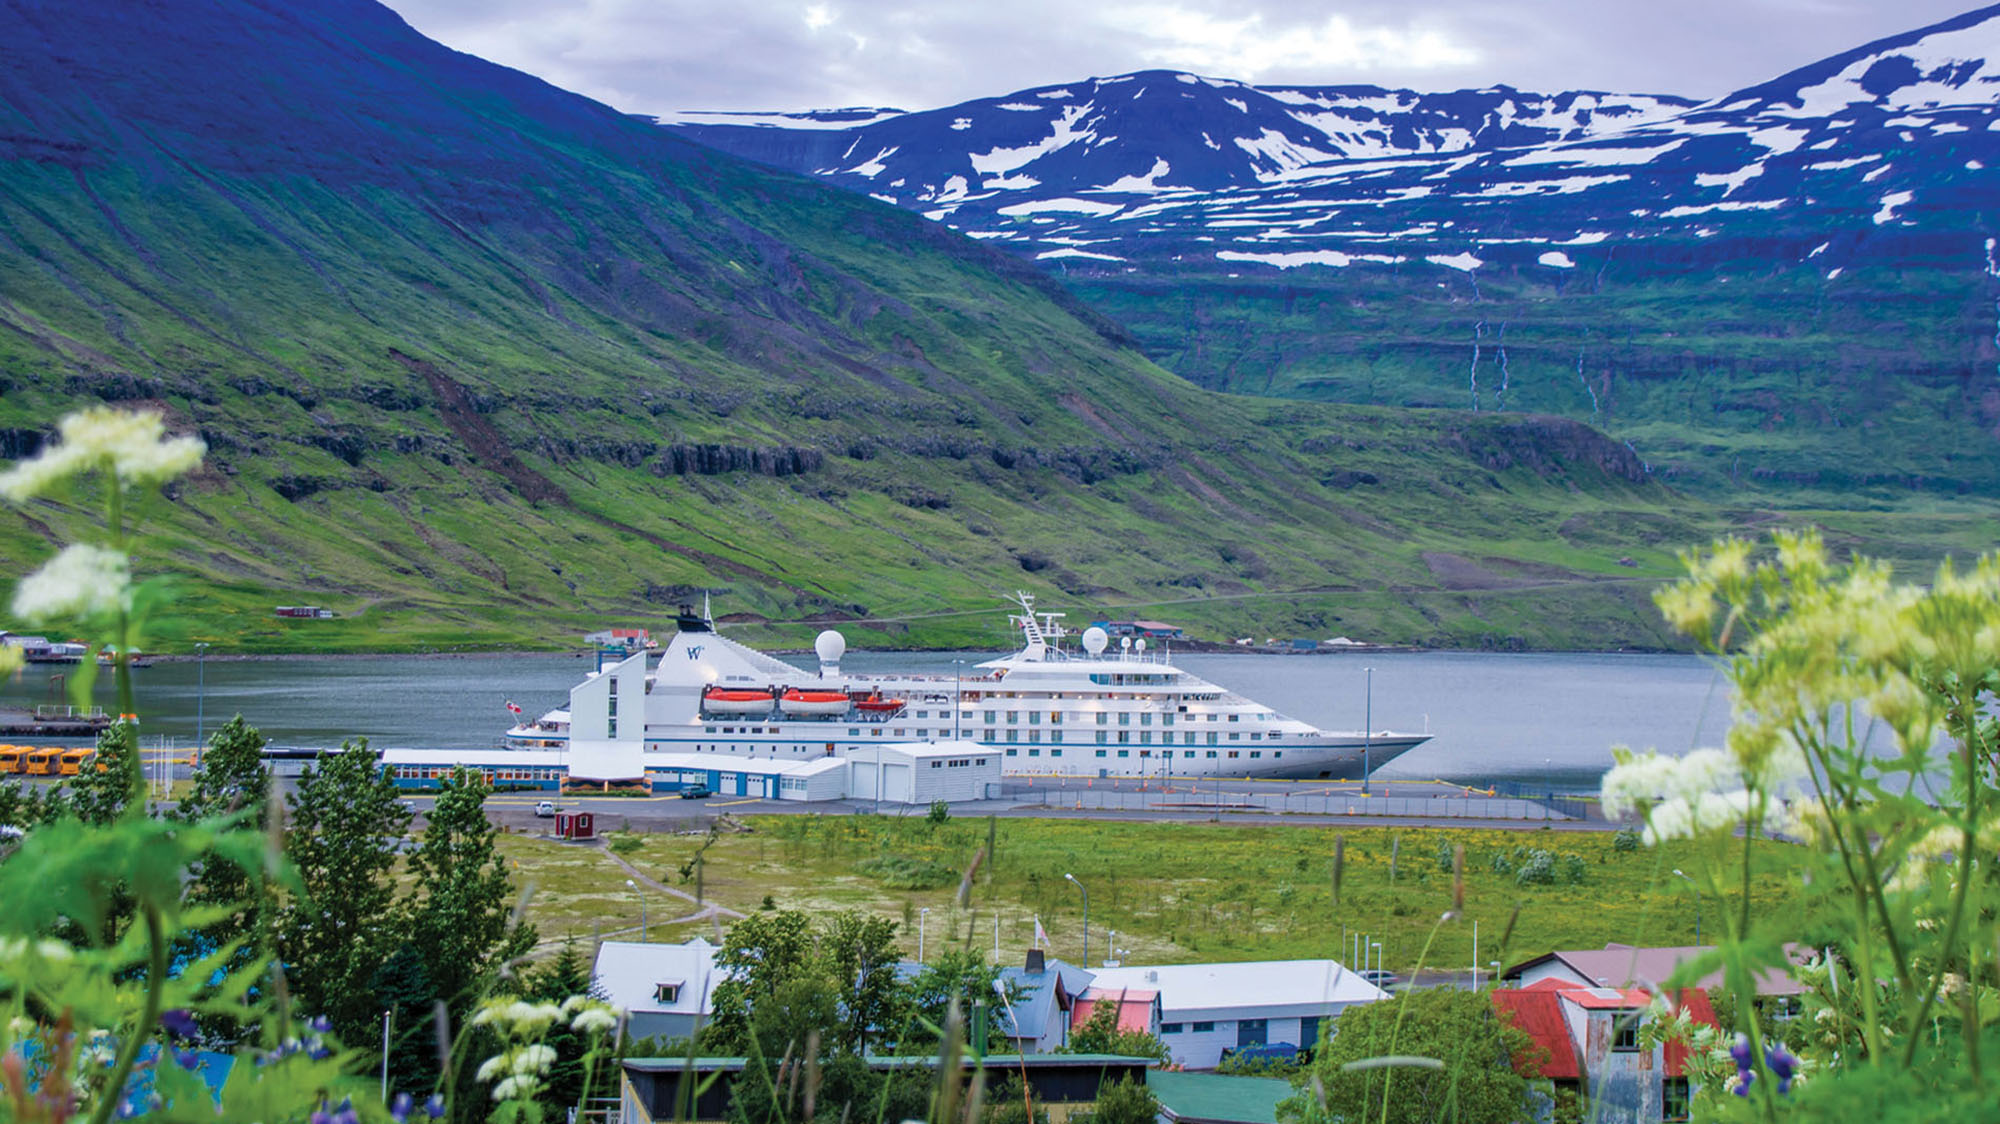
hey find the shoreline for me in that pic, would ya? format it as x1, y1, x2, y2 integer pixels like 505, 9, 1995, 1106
128, 641, 1690, 663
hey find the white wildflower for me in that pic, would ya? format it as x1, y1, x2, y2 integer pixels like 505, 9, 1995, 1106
475, 1054, 507, 1082
491, 1075, 539, 1103
0, 408, 204, 500
1939, 973, 1966, 999
1642, 799, 1695, 845
571, 1007, 617, 1034
560, 995, 591, 1014
507, 1001, 562, 1032
10, 544, 130, 624
511, 1045, 557, 1076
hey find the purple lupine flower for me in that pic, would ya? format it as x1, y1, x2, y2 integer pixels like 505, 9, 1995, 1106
307, 1041, 333, 1061
159, 1010, 200, 1039
310, 1111, 333, 1124
1766, 1044, 1798, 1093
425, 1093, 446, 1119
174, 1049, 201, 1072
306, 1015, 333, 1035
391, 1092, 416, 1123
1728, 1034, 1753, 1068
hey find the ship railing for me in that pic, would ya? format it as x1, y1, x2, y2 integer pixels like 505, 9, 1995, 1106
34, 704, 108, 720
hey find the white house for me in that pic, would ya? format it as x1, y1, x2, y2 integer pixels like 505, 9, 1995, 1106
1089, 960, 1387, 1069
994, 949, 1095, 1053
592, 939, 722, 1042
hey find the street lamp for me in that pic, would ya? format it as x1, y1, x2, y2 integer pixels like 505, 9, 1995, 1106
194, 642, 210, 746
1673, 869, 1702, 945
1361, 667, 1373, 795
1371, 941, 1383, 978
626, 879, 646, 942
920, 907, 932, 961
1064, 873, 1089, 967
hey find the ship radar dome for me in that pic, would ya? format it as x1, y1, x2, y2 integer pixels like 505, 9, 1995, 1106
1082, 626, 1108, 656
815, 630, 847, 666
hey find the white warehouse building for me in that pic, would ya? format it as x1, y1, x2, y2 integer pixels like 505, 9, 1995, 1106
845, 741, 1002, 804
1089, 960, 1388, 1069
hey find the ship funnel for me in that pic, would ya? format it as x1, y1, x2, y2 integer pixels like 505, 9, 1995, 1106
814, 630, 847, 675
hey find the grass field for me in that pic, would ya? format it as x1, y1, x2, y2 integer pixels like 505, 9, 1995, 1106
501, 814, 1797, 975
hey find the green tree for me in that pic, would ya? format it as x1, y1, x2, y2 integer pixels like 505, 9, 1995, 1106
277, 737, 411, 1041
709, 910, 822, 1055
404, 765, 536, 1009
70, 720, 140, 825
1061, 999, 1170, 1063
1281, 987, 1536, 1124
1078, 1076, 1158, 1124
174, 716, 273, 965
904, 948, 1013, 1055
820, 910, 903, 1053
526, 937, 609, 1113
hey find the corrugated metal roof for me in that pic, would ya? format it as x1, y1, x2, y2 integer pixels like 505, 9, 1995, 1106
1491, 989, 1581, 1080
995, 958, 1093, 1040
1560, 986, 1651, 1010
1504, 944, 1808, 996
1087, 961, 1385, 1016
1664, 989, 1720, 1078
591, 939, 722, 1017
1147, 1071, 1289, 1124
1072, 987, 1158, 1034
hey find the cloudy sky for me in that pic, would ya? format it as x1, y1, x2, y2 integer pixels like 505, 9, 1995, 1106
382, 0, 1988, 116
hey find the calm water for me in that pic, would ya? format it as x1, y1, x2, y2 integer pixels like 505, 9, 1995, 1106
1, 647, 1734, 786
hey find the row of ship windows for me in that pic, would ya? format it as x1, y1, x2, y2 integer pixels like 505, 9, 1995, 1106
1002, 748, 1275, 759
710, 726, 1268, 743
706, 711, 1276, 727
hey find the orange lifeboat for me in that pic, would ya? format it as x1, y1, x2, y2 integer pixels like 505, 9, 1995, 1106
853, 691, 905, 715
779, 688, 851, 717
702, 686, 775, 715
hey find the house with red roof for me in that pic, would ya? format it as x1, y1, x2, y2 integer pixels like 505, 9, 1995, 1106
1071, 985, 1162, 1038
1491, 979, 1718, 1123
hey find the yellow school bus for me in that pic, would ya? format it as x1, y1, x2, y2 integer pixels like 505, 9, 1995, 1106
0, 747, 24, 774
23, 748, 63, 776
59, 747, 96, 775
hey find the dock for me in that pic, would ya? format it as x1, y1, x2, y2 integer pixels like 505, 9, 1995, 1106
0, 706, 114, 736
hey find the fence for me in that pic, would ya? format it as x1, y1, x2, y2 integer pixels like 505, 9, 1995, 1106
1484, 781, 1596, 821
1017, 786, 1578, 822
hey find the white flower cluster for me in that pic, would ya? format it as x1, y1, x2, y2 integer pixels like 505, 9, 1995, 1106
10, 544, 131, 625
0, 407, 204, 501
470, 999, 564, 1033
1600, 746, 1799, 844
477, 1044, 557, 1102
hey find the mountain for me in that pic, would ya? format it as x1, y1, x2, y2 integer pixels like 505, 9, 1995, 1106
660, 8, 2000, 499
0, 0, 1744, 654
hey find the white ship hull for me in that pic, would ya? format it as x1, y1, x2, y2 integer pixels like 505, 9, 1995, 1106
509, 597, 1430, 782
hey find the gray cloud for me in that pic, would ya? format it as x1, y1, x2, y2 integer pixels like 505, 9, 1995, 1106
382, 0, 1990, 115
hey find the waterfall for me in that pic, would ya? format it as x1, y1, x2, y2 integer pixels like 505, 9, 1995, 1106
1468, 320, 1485, 412
1495, 322, 1510, 411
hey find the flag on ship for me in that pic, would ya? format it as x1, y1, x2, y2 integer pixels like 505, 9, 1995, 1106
1033, 916, 1049, 948
505, 700, 523, 715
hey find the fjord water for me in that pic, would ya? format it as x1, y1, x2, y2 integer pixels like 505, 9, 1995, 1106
1, 649, 1731, 786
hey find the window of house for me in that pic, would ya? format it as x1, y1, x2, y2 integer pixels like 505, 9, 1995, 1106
1191, 1022, 1214, 1033
1160, 1023, 1183, 1034
1612, 1016, 1642, 1052
653, 982, 682, 1004
1662, 1077, 1690, 1122
1236, 1019, 1267, 1047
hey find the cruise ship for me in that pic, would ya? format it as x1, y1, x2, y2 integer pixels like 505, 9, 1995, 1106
505, 595, 1429, 781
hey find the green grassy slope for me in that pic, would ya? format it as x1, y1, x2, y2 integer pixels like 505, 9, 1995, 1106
1069, 252, 2000, 504
0, 0, 1977, 654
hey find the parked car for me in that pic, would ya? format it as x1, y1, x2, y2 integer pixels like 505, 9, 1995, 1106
680, 784, 713, 799
534, 800, 558, 817
1359, 969, 1402, 988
